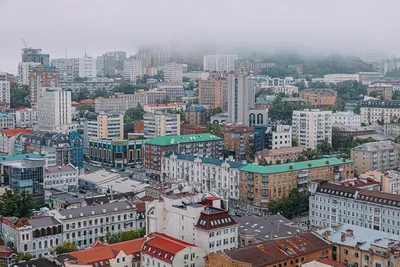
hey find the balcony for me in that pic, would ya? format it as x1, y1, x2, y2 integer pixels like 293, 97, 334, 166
298, 178, 308, 185
298, 171, 309, 178
247, 193, 254, 199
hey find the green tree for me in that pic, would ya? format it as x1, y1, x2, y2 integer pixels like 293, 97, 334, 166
53, 241, 77, 255
94, 88, 112, 98
14, 252, 34, 263
292, 138, 298, 147
105, 229, 146, 244
124, 104, 145, 123
317, 140, 333, 155
268, 188, 309, 219
10, 84, 30, 108
385, 68, 400, 77
0, 189, 18, 216
300, 148, 320, 161
16, 189, 34, 218
205, 123, 223, 137
113, 83, 149, 94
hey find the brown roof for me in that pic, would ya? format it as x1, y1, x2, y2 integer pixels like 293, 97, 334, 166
225, 232, 332, 267
195, 208, 237, 230
256, 146, 304, 157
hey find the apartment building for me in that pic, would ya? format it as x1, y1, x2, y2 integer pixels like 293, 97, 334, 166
224, 126, 254, 160
29, 66, 59, 105
310, 181, 400, 234
184, 105, 208, 125
0, 128, 33, 155
18, 62, 40, 85
198, 78, 228, 110
144, 102, 186, 113
292, 109, 332, 149
59, 77, 122, 94
48, 200, 142, 250
51, 58, 77, 82
87, 112, 124, 140
254, 146, 304, 164
203, 54, 238, 72
157, 83, 184, 101
332, 112, 361, 127
44, 164, 79, 191
123, 59, 143, 82
299, 88, 337, 107
0, 80, 10, 109
383, 123, 400, 137
313, 73, 359, 84
22, 47, 50, 66
360, 100, 400, 124
350, 140, 400, 174
254, 124, 292, 151
146, 195, 238, 254
239, 157, 354, 215
271, 85, 299, 96
15, 107, 38, 129
367, 83, 393, 100
316, 224, 400, 267
205, 232, 332, 267
0, 216, 63, 259
143, 112, 180, 139
145, 134, 223, 177
0, 111, 15, 129
162, 153, 244, 203
263, 77, 308, 87
360, 170, 400, 195
163, 62, 183, 83
37, 88, 72, 133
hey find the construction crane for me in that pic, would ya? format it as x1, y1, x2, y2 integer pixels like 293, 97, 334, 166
22, 39, 28, 48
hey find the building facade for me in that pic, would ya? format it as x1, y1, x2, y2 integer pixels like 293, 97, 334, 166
350, 140, 400, 174
360, 100, 400, 124
332, 112, 361, 127
18, 62, 41, 85
239, 157, 355, 215
44, 164, 78, 191
224, 126, 254, 160
203, 55, 238, 72
22, 48, 50, 66
0, 80, 10, 109
299, 88, 337, 107
163, 62, 183, 83
254, 146, 304, 165
145, 134, 223, 177
29, 66, 59, 105
157, 83, 184, 101
367, 83, 393, 100
143, 112, 180, 139
198, 78, 228, 110
87, 113, 124, 140
292, 109, 332, 149
228, 74, 256, 126
184, 105, 208, 125
15, 107, 38, 129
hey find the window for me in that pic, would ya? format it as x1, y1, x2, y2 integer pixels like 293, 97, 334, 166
355, 252, 359, 258
365, 255, 369, 261
117, 258, 120, 263
184, 254, 189, 260
344, 249, 348, 255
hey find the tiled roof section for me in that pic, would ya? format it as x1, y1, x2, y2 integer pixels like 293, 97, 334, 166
142, 233, 195, 264
0, 244, 15, 258
164, 153, 244, 169
361, 100, 400, 108
240, 157, 353, 174
59, 200, 134, 219
225, 232, 331, 267
28, 216, 61, 229
67, 246, 116, 266
146, 134, 222, 146
135, 202, 146, 213
44, 164, 77, 174
351, 140, 400, 152
1, 128, 33, 137
317, 181, 400, 207
340, 178, 379, 188
225, 126, 254, 133
108, 237, 146, 256
195, 208, 237, 230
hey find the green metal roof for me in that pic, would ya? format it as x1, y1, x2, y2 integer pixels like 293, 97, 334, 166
239, 157, 354, 174
0, 153, 44, 163
146, 134, 222, 146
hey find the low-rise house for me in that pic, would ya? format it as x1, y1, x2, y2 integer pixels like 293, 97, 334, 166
0, 129, 34, 155
255, 146, 304, 164
338, 177, 380, 191
360, 170, 400, 194
44, 164, 78, 191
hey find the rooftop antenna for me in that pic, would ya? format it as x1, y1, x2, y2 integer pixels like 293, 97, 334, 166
65, 49, 68, 59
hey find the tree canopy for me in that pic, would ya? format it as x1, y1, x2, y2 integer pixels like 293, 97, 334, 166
0, 189, 34, 218
124, 104, 145, 124
14, 252, 34, 263
100, 228, 146, 244
113, 83, 149, 94
53, 241, 77, 255
10, 84, 30, 108
268, 188, 309, 219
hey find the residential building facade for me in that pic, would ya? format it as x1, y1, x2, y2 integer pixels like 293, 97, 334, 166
332, 112, 361, 127
44, 164, 79, 191
87, 112, 124, 140
15, 107, 38, 129
254, 146, 304, 164
144, 102, 186, 113
28, 66, 59, 105
271, 85, 299, 96
18, 62, 41, 85
203, 54, 238, 72
184, 105, 208, 125
0, 80, 10, 109
157, 83, 184, 101
224, 126, 254, 160
0, 128, 33, 155
163, 62, 183, 83
292, 109, 332, 149
198, 78, 228, 110
299, 88, 337, 107
143, 112, 180, 139
367, 83, 393, 100
360, 100, 400, 124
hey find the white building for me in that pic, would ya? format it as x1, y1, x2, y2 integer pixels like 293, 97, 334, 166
146, 195, 238, 254
48, 200, 142, 250
0, 80, 10, 107
183, 71, 210, 81
332, 112, 361, 127
312, 74, 360, 84
18, 62, 41, 85
162, 153, 244, 202
143, 102, 186, 113
124, 59, 143, 82
203, 55, 238, 72
0, 129, 32, 155
51, 58, 77, 82
87, 112, 123, 140
0, 112, 15, 129
271, 86, 299, 96
157, 84, 184, 101
143, 112, 180, 139
360, 100, 400, 125
16, 107, 38, 129
163, 62, 183, 83
37, 88, 72, 133
270, 125, 292, 149
309, 181, 400, 235
44, 164, 79, 190
292, 109, 332, 149
228, 74, 256, 126
78, 56, 97, 78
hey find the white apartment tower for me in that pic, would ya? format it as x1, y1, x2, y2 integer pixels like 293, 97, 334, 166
203, 55, 238, 72
78, 56, 97, 78
292, 109, 332, 149
143, 112, 180, 139
18, 62, 41, 85
163, 62, 183, 83
38, 88, 72, 133
124, 59, 143, 83
228, 74, 255, 126
0, 81, 10, 107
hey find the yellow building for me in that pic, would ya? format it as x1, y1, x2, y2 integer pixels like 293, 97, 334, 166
87, 113, 124, 140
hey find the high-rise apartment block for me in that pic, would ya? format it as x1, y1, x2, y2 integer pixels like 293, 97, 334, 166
29, 66, 59, 105
21, 47, 50, 66
163, 62, 183, 83
198, 78, 228, 110
0, 80, 10, 110
77, 56, 97, 78
143, 112, 180, 139
51, 58, 76, 82
96, 54, 115, 76
203, 54, 238, 72
87, 112, 124, 140
292, 109, 332, 149
37, 88, 72, 133
123, 59, 143, 82
18, 62, 41, 85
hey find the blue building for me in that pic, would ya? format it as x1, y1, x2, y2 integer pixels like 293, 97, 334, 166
69, 131, 84, 170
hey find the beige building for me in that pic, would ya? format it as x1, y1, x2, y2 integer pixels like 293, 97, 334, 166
313, 73, 359, 84
198, 78, 228, 110
271, 85, 299, 96
350, 140, 400, 174
17, 62, 40, 85
87, 112, 124, 140
360, 170, 400, 194
292, 109, 332, 149
255, 146, 304, 164
360, 100, 400, 124
143, 112, 180, 139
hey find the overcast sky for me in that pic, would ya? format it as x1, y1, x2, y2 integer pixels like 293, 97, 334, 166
0, 0, 399, 73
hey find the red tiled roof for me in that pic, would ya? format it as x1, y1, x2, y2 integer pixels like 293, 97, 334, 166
109, 238, 146, 256
205, 196, 219, 201
140, 196, 156, 202
135, 202, 146, 213
142, 233, 195, 264
1, 128, 33, 137
340, 178, 379, 188
80, 99, 95, 104
67, 246, 117, 265
71, 101, 79, 106
318, 258, 346, 267
0, 244, 15, 258
195, 208, 237, 230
